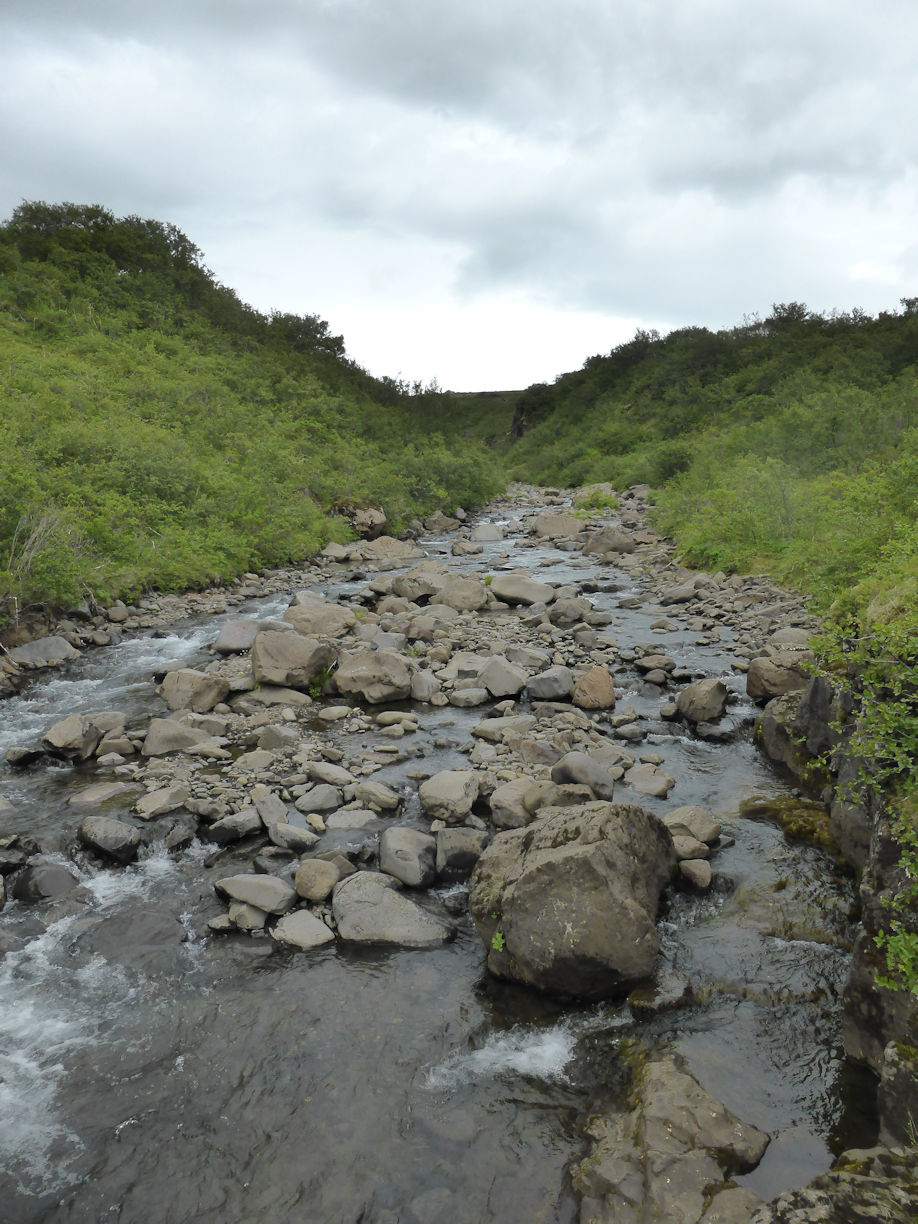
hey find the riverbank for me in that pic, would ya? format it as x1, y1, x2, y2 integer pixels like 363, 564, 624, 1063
0, 484, 913, 1222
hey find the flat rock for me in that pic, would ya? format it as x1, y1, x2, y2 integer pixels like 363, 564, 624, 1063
272, 909, 336, 950
67, 781, 134, 809
212, 618, 260, 654
489, 571, 555, 606
8, 635, 81, 669
141, 718, 214, 757
332, 871, 453, 947
215, 873, 298, 915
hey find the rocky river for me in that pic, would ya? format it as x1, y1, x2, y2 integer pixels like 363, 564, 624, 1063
0, 485, 911, 1223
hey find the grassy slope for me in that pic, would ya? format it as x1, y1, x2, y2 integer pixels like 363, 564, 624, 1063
497, 303, 918, 997
0, 204, 503, 618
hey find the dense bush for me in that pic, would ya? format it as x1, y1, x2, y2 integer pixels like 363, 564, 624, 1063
0, 203, 503, 620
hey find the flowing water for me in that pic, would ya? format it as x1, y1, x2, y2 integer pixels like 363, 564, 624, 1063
0, 500, 871, 1223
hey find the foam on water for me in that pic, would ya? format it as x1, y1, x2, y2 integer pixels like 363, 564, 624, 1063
424, 1024, 575, 1090
0, 919, 138, 1192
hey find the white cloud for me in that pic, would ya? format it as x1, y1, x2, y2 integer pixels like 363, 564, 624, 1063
1, 1, 917, 389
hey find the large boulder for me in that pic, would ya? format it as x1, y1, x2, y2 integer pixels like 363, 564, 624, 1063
42, 714, 103, 760
12, 859, 80, 904
250, 631, 337, 690
477, 656, 528, 698
332, 871, 453, 946
334, 649, 412, 703
571, 666, 617, 710
159, 668, 230, 713
489, 571, 555, 606
282, 597, 356, 638
212, 618, 260, 654
676, 678, 729, 723
419, 770, 479, 824
468, 801, 676, 998
573, 1054, 768, 1224
582, 525, 636, 555
746, 651, 811, 700
78, 815, 141, 864
9, 635, 81, 669
380, 826, 437, 888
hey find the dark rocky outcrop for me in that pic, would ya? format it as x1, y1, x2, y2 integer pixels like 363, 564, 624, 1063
468, 801, 676, 998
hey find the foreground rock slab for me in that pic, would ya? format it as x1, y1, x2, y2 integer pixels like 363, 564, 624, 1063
574, 1054, 768, 1224
469, 801, 676, 998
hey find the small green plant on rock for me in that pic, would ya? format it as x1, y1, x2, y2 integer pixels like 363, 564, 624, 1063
491, 931, 505, 953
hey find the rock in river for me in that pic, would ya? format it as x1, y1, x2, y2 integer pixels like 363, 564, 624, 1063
469, 801, 676, 999
332, 871, 454, 947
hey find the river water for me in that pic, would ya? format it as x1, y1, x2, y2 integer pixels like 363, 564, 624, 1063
0, 499, 872, 1222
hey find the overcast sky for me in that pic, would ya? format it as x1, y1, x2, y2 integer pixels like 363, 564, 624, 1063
2, 1, 916, 390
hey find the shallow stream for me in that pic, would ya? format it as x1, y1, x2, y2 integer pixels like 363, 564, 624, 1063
0, 499, 872, 1222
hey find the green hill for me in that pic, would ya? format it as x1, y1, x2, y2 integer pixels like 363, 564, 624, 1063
0, 202, 502, 621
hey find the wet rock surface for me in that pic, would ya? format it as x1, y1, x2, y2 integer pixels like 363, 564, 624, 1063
0, 484, 887, 1222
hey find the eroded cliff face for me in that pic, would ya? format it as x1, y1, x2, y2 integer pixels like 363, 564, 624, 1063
756, 676, 918, 1145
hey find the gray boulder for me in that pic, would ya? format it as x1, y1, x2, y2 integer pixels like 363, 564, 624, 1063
78, 815, 141, 864
380, 827, 437, 887
332, 871, 453, 946
215, 873, 298, 914
206, 806, 264, 844
42, 714, 102, 760
489, 571, 555, 606
212, 618, 259, 654
419, 770, 479, 823
9, 635, 80, 669
434, 575, 489, 612
283, 598, 356, 638
551, 751, 617, 799
530, 512, 583, 538
334, 649, 412, 703
478, 656, 527, 698
527, 665, 574, 700
251, 630, 337, 691
676, 678, 729, 723
469, 801, 676, 998
141, 718, 216, 757
582, 525, 635, 555
573, 1054, 768, 1224
272, 909, 336, 950
12, 860, 80, 904
160, 668, 230, 713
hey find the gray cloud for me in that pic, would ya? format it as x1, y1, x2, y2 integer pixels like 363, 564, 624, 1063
1, 1, 916, 387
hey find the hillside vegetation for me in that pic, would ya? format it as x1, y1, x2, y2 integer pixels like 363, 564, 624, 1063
503, 305, 918, 995
0, 202, 502, 623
